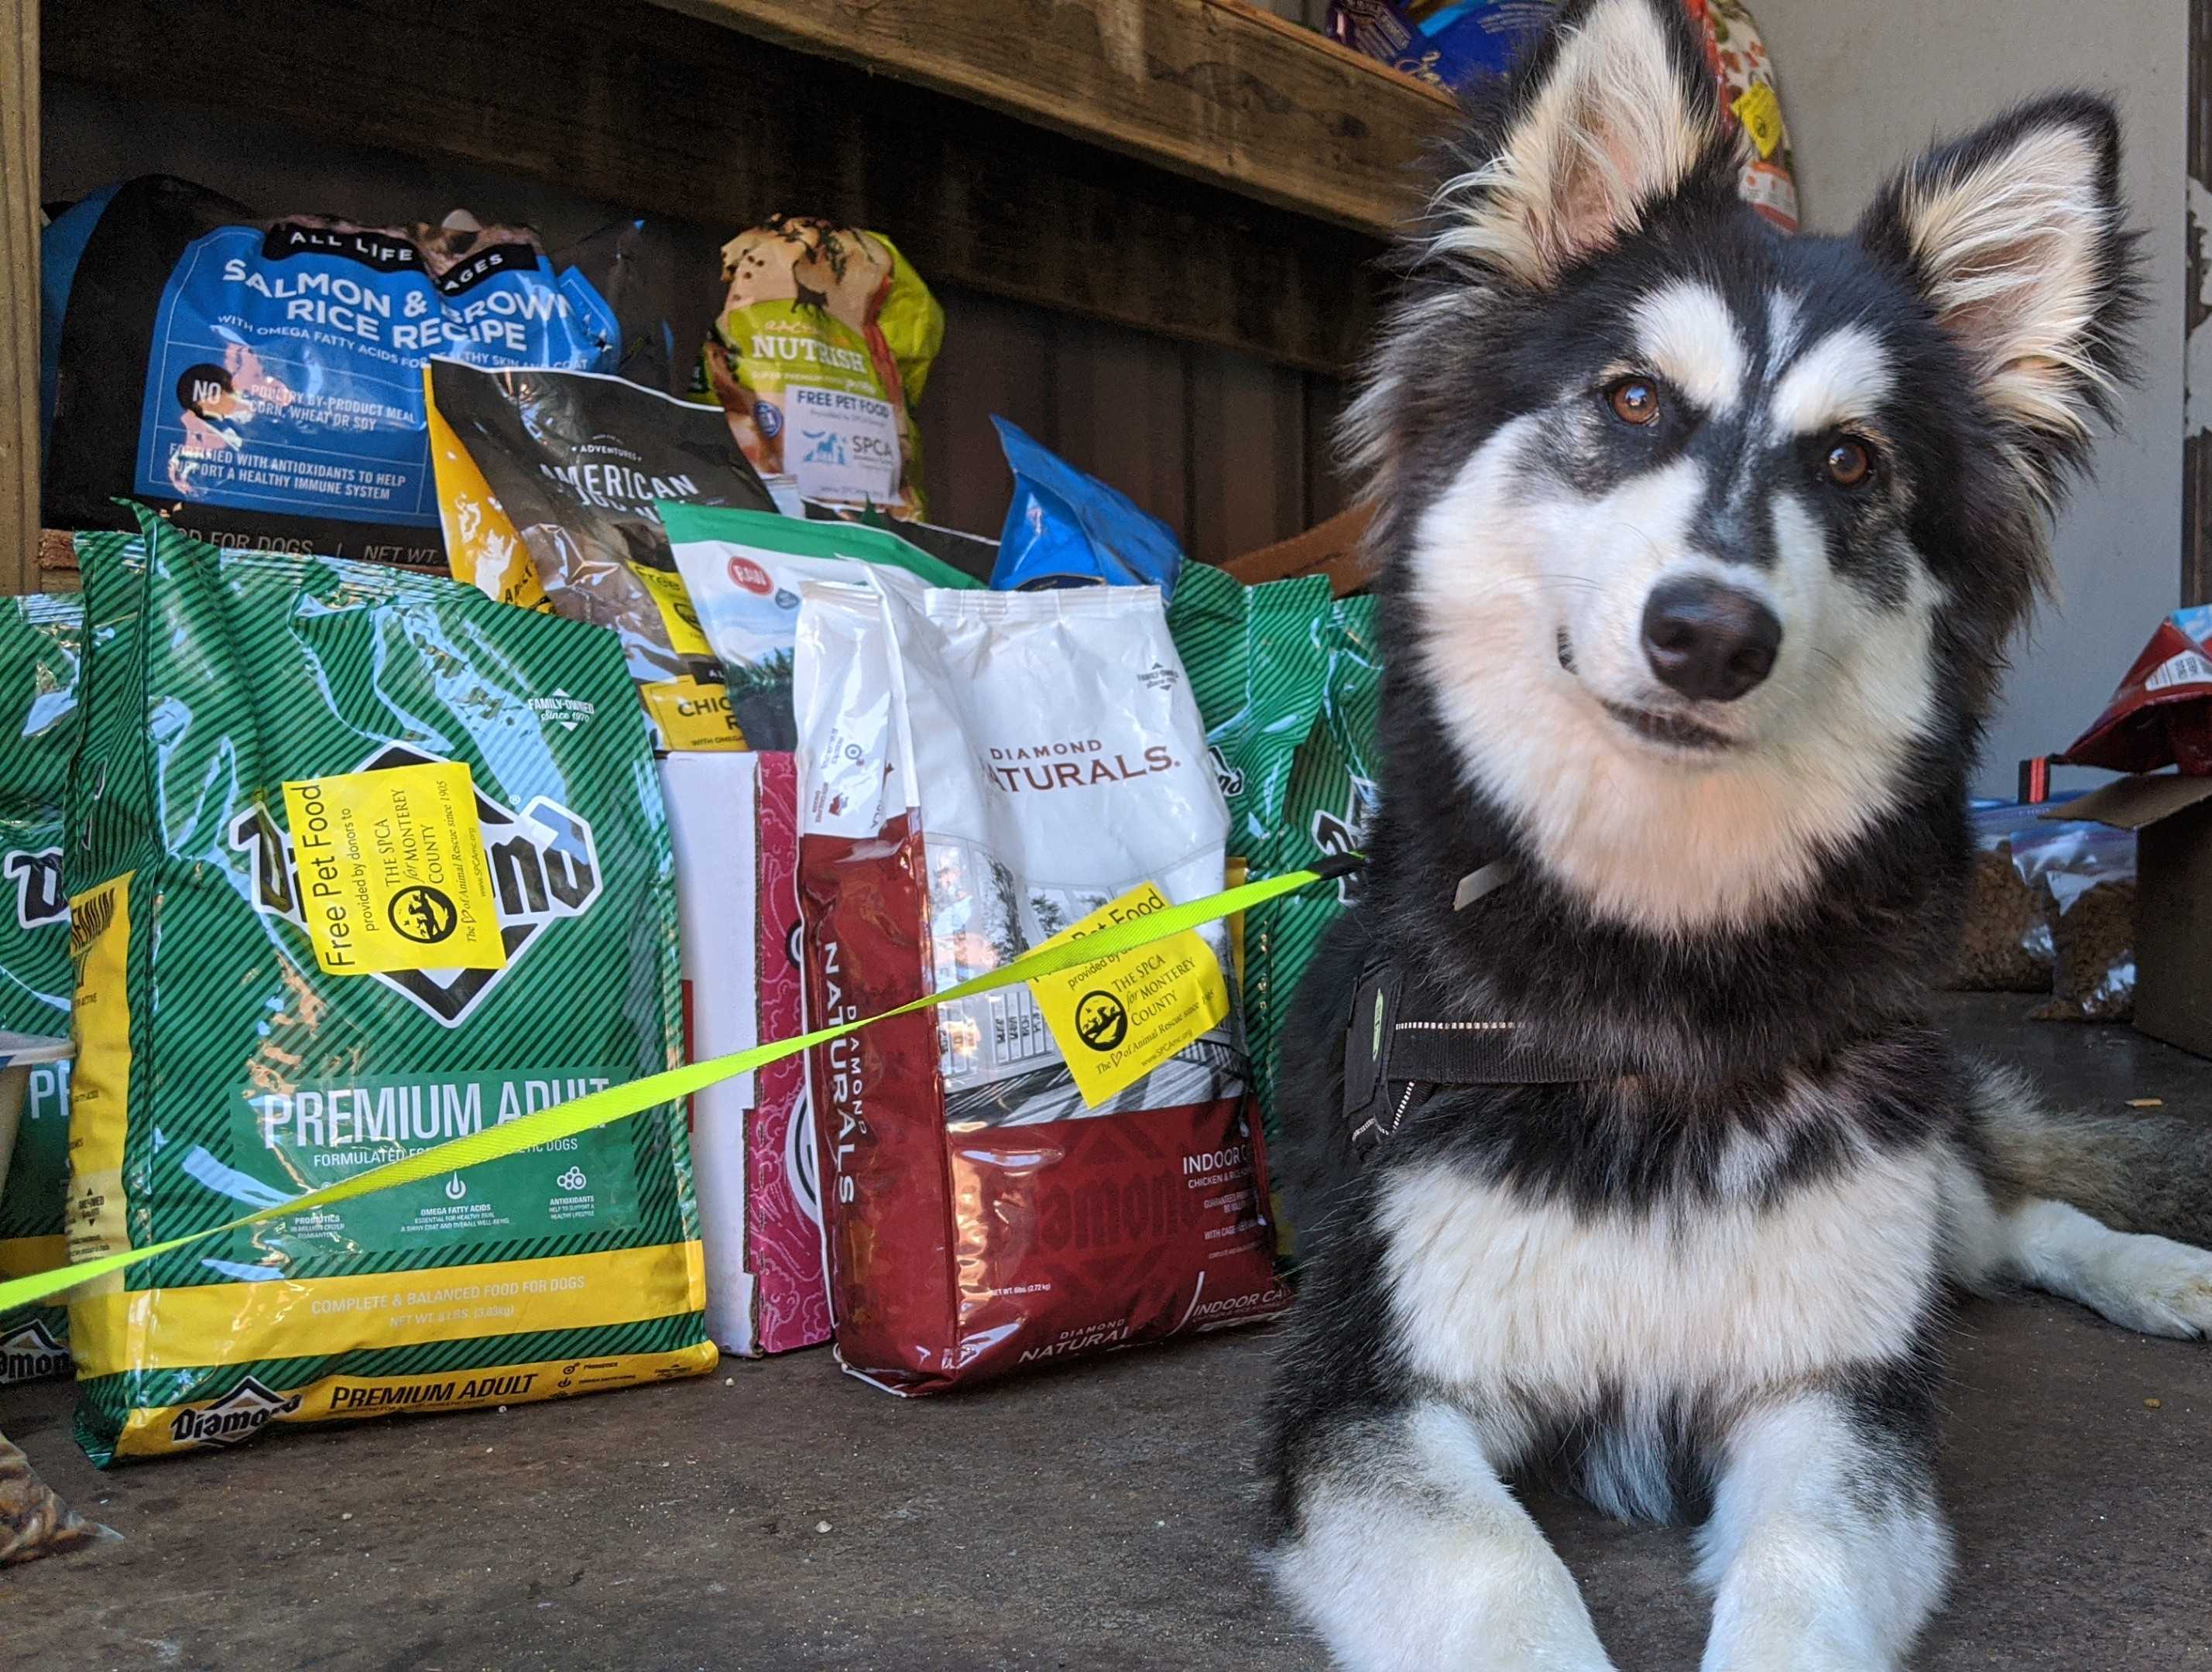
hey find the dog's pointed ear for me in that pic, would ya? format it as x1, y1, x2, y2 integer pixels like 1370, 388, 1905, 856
1426, 0, 1730, 286
1857, 95, 2138, 492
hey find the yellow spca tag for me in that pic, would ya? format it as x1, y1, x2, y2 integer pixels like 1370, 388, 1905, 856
1732, 82, 1785, 159
1027, 881, 1230, 1108
280, 761, 506, 977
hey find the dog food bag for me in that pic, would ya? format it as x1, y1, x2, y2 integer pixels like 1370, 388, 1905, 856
1247, 595, 1383, 1246
804, 500, 999, 584
2063, 614, 2212, 776
2012, 820, 2139, 1024
1683, 1, 1799, 232
794, 579, 1288, 1393
43, 177, 619, 568
425, 358, 780, 751
662, 750, 828, 1357
661, 502, 979, 752
1164, 562, 1335, 984
64, 512, 712, 1466
0, 596, 81, 1386
989, 419, 1185, 598
699, 216, 941, 520
1945, 803, 2061, 993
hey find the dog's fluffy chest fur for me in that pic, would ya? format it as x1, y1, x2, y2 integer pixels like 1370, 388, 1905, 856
1379, 1143, 1946, 1408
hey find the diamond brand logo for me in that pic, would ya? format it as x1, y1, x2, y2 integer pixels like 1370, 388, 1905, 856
168, 1376, 305, 1448
1206, 745, 1245, 802
1309, 774, 1379, 905
0, 1317, 70, 1383
4, 846, 65, 931
229, 743, 603, 1028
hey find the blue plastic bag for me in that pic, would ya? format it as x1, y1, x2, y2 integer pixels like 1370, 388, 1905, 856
988, 418, 1185, 600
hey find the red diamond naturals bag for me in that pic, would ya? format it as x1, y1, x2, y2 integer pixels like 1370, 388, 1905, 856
793, 581, 1288, 1393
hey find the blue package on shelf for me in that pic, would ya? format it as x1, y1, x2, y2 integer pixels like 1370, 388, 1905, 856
988, 417, 1185, 600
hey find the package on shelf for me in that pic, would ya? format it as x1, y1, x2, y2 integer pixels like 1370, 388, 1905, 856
696, 216, 941, 522
424, 357, 780, 752
43, 177, 620, 569
661, 503, 978, 753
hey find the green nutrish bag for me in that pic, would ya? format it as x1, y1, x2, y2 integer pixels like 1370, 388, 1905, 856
0, 594, 82, 1386
65, 513, 712, 1467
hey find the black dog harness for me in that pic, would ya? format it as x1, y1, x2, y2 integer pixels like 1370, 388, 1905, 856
1336, 858, 1619, 1160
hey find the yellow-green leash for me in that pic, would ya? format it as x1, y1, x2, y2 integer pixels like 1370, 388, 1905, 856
0, 859, 1358, 1317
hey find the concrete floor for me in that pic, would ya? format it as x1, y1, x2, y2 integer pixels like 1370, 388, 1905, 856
7, 995, 2212, 1671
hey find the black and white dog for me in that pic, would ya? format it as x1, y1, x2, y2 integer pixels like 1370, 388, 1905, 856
1265, 2, 2212, 1667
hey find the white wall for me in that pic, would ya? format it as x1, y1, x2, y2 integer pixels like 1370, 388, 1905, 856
1751, 0, 2190, 799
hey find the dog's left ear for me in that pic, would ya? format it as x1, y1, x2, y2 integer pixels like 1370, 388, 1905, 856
1857, 95, 2138, 496
1427, 0, 1731, 287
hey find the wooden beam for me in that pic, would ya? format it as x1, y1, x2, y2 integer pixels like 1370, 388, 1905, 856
0, 0, 36, 594
46, 0, 1393, 374
2186, 0, 2211, 607
655, 0, 1456, 238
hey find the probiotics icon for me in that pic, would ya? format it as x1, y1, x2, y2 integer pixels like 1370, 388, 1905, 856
556, 1166, 588, 1193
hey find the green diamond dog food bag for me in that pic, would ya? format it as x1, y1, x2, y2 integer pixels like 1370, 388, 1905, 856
1247, 594, 1381, 1252
1164, 570, 1380, 1256
64, 513, 711, 1466
1164, 562, 1334, 992
794, 578, 1288, 1394
0, 595, 81, 1385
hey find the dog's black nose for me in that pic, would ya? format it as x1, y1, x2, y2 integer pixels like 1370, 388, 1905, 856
1641, 579, 1782, 703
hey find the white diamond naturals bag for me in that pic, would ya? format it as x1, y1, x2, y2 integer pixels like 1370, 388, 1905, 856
0, 596, 80, 1385
64, 515, 712, 1466
794, 581, 1287, 1394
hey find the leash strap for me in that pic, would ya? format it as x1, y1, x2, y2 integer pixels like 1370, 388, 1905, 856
0, 855, 1365, 1318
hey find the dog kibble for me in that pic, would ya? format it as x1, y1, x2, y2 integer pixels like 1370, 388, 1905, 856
1947, 843, 2052, 992
2032, 879, 2135, 1023
2145, 1398, 2162, 1410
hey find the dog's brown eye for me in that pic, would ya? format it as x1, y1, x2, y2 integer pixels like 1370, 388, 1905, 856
1824, 437, 1874, 487
1607, 378, 1661, 426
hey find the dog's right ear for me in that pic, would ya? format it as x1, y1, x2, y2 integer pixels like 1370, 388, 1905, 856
1425, 0, 1732, 287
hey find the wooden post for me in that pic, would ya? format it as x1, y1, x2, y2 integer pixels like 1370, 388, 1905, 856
2187, 0, 2211, 607
0, 0, 35, 595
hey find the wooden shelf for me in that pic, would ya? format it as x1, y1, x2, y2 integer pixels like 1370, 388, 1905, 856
18, 0, 1450, 592
659, 0, 1459, 238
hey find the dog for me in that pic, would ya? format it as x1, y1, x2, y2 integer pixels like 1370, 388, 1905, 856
1262, 2, 2212, 1667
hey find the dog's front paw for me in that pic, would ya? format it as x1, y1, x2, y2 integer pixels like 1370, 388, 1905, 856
2080, 1232, 2212, 1338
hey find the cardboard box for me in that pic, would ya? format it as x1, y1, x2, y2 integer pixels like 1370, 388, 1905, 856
660, 751, 831, 1356
2057, 774, 2212, 1058
1223, 505, 1374, 595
